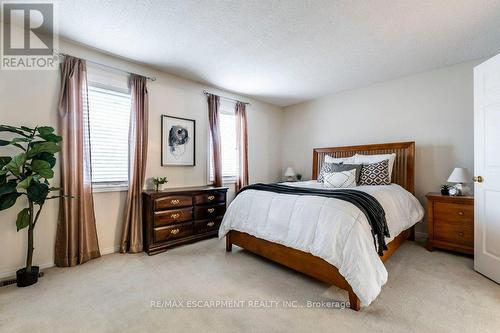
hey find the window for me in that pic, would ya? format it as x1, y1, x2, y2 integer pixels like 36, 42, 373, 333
85, 67, 131, 190
209, 100, 238, 183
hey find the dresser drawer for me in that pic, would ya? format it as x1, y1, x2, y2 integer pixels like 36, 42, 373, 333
194, 203, 226, 220
154, 223, 193, 242
195, 218, 222, 234
434, 202, 473, 224
194, 191, 226, 205
154, 207, 193, 227
154, 195, 193, 211
434, 219, 474, 247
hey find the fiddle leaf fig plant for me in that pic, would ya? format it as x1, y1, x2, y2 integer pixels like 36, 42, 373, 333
0, 125, 63, 273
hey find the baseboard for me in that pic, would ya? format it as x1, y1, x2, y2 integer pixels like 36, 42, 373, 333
0, 262, 55, 280
100, 245, 120, 255
0, 245, 120, 281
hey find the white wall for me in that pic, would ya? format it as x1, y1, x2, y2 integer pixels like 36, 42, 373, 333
0, 40, 283, 278
282, 60, 480, 234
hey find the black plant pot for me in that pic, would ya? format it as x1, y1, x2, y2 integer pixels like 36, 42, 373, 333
16, 266, 39, 287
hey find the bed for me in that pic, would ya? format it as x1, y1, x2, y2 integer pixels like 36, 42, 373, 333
220, 142, 424, 310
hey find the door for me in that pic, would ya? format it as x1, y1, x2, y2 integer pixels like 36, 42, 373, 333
474, 54, 500, 283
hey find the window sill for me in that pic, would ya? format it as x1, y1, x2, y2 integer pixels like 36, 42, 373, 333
223, 178, 237, 185
92, 184, 129, 193
209, 177, 237, 185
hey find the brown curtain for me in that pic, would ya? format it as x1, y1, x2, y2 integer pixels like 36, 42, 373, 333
55, 56, 100, 267
235, 102, 249, 192
208, 94, 223, 187
120, 75, 148, 253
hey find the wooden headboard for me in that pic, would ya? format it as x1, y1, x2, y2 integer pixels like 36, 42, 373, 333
312, 142, 415, 194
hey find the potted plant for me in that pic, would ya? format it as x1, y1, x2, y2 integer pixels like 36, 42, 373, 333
441, 184, 450, 196
0, 125, 63, 287
152, 176, 168, 191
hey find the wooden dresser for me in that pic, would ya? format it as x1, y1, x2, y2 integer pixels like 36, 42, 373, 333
143, 186, 228, 255
426, 193, 474, 255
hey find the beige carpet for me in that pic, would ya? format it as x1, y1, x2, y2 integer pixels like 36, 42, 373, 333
1, 238, 499, 333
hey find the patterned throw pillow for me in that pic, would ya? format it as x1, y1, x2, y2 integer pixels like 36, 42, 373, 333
318, 162, 362, 184
317, 162, 336, 183
332, 163, 362, 184
323, 169, 357, 188
359, 159, 391, 185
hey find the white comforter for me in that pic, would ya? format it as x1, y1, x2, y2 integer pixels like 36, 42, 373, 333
219, 181, 424, 306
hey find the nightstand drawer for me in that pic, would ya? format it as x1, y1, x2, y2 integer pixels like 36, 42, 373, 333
434, 202, 473, 224
434, 219, 474, 247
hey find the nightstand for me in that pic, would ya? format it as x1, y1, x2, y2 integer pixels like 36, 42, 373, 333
426, 193, 474, 255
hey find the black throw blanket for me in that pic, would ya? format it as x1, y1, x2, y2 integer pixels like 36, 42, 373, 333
238, 183, 390, 256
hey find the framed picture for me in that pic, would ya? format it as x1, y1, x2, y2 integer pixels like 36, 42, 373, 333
161, 115, 195, 166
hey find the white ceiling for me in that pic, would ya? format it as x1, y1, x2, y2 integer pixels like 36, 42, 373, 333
54, 0, 500, 106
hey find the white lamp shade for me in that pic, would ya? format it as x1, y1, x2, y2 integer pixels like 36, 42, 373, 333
447, 168, 471, 183
284, 167, 296, 177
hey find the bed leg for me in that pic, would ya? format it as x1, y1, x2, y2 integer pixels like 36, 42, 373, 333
408, 226, 416, 241
225, 233, 232, 252
348, 289, 360, 311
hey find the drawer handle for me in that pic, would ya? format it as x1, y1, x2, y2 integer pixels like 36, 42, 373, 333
171, 199, 180, 205
208, 195, 215, 201
207, 222, 215, 227
458, 211, 464, 216
458, 232, 464, 237
170, 213, 180, 219
170, 229, 180, 235
207, 208, 215, 213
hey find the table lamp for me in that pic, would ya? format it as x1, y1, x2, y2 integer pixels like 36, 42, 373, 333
447, 167, 471, 196
284, 167, 296, 182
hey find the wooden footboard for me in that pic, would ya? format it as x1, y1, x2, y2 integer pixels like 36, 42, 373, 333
225, 226, 414, 311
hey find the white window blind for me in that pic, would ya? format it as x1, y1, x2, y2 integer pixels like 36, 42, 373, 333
209, 101, 238, 182
86, 85, 131, 186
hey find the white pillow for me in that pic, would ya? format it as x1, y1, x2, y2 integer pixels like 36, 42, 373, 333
354, 153, 396, 181
323, 169, 357, 188
325, 155, 355, 164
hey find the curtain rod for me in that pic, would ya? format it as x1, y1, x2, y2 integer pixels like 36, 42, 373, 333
203, 90, 250, 105
57, 52, 157, 81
